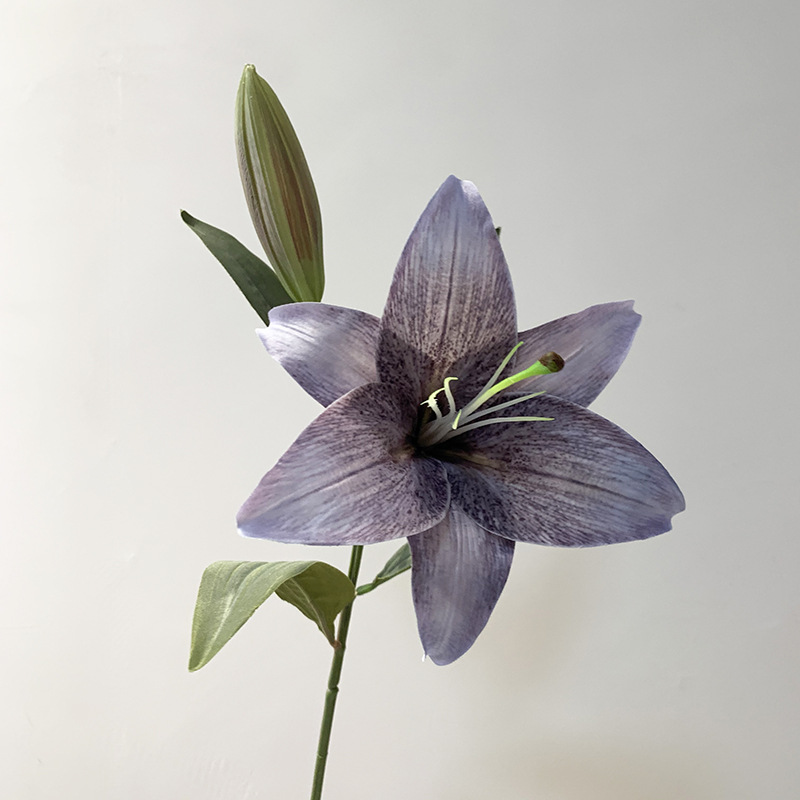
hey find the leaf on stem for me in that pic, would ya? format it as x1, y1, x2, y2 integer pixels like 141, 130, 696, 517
356, 542, 412, 595
189, 560, 355, 671
181, 210, 294, 324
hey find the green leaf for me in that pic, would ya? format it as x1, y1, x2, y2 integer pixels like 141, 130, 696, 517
274, 566, 355, 643
356, 543, 412, 595
189, 560, 355, 671
181, 210, 294, 324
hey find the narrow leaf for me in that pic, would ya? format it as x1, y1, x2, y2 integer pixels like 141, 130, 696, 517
189, 560, 355, 671
181, 210, 294, 324
356, 543, 412, 595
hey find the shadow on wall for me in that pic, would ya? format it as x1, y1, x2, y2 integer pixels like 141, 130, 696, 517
434, 551, 726, 799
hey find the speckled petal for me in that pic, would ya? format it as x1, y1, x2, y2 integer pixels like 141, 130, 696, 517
409, 509, 514, 665
259, 303, 380, 406
446, 395, 685, 546
237, 383, 449, 544
378, 176, 517, 401
513, 301, 641, 406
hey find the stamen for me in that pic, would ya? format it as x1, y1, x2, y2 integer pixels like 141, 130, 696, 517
417, 346, 565, 448
458, 391, 545, 423
422, 387, 445, 420
442, 377, 458, 416
438, 414, 554, 442
472, 341, 524, 403
462, 349, 564, 418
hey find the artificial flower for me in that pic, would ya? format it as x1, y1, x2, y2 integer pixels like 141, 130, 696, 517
238, 176, 684, 664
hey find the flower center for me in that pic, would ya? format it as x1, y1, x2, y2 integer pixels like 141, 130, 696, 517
417, 343, 564, 448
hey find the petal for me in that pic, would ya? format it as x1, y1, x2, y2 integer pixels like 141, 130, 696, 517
260, 303, 379, 406
409, 509, 514, 666
237, 383, 449, 544
513, 301, 641, 406
446, 395, 685, 546
377, 176, 517, 402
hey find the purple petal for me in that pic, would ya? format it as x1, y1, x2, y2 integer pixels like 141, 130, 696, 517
378, 176, 517, 401
259, 303, 379, 406
237, 383, 449, 544
409, 510, 514, 665
446, 395, 685, 546
514, 301, 641, 407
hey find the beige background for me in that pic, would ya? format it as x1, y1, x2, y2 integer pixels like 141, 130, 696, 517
2, 1, 799, 798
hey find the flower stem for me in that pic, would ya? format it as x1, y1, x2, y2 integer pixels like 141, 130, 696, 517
309, 545, 363, 800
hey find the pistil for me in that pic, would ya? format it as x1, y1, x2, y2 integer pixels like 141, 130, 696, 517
418, 344, 564, 448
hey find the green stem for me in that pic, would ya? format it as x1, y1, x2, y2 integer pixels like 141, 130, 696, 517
309, 545, 363, 800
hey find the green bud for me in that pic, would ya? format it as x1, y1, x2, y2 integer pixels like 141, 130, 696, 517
235, 65, 324, 302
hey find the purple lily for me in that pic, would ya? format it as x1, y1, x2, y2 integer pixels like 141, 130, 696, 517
238, 176, 684, 665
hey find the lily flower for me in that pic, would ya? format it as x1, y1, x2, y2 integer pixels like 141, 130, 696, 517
238, 176, 685, 665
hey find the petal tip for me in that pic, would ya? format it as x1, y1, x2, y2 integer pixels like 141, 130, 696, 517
434, 174, 480, 206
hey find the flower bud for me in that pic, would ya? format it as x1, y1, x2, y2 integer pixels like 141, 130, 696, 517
235, 65, 324, 302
